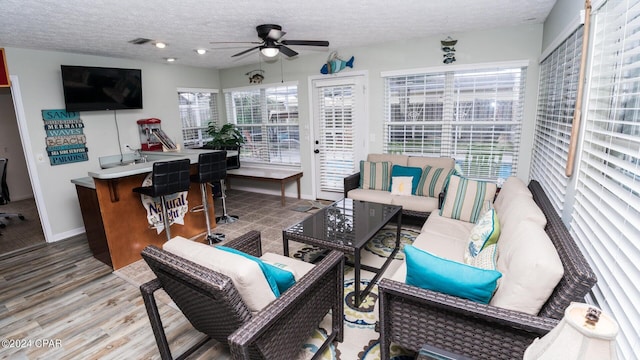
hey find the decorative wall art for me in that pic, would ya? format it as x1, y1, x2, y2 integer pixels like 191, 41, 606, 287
321, 51, 355, 74
441, 37, 457, 64
246, 69, 264, 84
41, 109, 88, 165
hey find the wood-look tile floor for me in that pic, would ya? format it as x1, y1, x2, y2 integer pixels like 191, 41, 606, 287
0, 190, 333, 359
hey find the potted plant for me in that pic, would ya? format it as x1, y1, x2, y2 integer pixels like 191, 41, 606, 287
205, 122, 244, 169
206, 123, 245, 149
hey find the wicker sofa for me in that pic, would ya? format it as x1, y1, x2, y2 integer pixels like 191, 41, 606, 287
377, 180, 597, 360
344, 154, 455, 220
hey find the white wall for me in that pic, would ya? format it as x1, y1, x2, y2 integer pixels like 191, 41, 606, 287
219, 24, 544, 196
4, 47, 220, 241
542, 0, 585, 51
0, 88, 33, 200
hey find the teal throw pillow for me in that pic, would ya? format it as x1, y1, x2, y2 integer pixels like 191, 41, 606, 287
217, 246, 296, 297
391, 165, 423, 194
404, 245, 502, 304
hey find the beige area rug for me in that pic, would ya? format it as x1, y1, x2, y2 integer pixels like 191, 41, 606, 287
113, 226, 421, 360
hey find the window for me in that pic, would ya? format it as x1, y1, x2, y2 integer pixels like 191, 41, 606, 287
531, 26, 584, 213
178, 88, 219, 148
383, 63, 527, 181
225, 83, 299, 166
570, 0, 640, 357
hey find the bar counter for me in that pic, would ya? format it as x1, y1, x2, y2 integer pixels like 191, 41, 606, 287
72, 149, 220, 269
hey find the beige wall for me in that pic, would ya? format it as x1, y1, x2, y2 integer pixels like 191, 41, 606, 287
4, 48, 220, 241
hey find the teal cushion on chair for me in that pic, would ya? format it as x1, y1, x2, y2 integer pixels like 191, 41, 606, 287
404, 245, 502, 304
217, 246, 296, 297
391, 165, 423, 194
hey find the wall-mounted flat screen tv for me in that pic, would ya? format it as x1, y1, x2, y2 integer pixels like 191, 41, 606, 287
60, 65, 143, 112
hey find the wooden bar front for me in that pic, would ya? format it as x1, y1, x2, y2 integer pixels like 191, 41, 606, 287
92, 164, 214, 269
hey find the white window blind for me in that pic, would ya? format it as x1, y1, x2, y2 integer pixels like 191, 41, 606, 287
178, 89, 218, 148
531, 26, 584, 212
225, 84, 300, 166
383, 65, 526, 181
317, 83, 356, 193
573, 0, 640, 357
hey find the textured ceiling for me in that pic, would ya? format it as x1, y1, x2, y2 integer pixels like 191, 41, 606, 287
1, 0, 557, 69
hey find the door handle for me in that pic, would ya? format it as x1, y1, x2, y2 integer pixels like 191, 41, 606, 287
314, 149, 320, 154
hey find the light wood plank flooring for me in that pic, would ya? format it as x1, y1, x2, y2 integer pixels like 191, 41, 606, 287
0, 190, 329, 359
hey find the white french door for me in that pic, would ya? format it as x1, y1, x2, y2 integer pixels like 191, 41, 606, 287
311, 75, 367, 200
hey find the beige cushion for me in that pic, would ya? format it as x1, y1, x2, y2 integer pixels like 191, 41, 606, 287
496, 194, 547, 230
367, 153, 408, 166
347, 188, 394, 204
407, 156, 455, 170
163, 236, 275, 314
440, 175, 497, 223
490, 221, 564, 315
494, 177, 532, 212
412, 230, 468, 263
390, 194, 439, 213
260, 252, 315, 281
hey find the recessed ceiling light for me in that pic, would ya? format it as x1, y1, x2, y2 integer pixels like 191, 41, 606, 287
165, 57, 177, 62
196, 49, 207, 55
155, 42, 167, 49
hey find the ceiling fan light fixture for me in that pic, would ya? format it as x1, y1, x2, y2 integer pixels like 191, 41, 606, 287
154, 42, 167, 49
260, 45, 279, 58
195, 49, 207, 55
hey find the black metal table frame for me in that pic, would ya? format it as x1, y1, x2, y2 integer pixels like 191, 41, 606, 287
283, 201, 402, 307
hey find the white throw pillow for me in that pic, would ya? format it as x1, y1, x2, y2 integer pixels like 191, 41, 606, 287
163, 236, 276, 314
391, 176, 413, 196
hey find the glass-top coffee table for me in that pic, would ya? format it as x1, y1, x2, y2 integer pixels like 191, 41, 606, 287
283, 198, 402, 306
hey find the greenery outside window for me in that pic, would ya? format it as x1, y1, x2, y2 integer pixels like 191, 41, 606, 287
382, 63, 527, 181
224, 82, 300, 166
178, 88, 219, 148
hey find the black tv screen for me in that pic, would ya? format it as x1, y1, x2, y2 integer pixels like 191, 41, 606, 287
60, 65, 143, 112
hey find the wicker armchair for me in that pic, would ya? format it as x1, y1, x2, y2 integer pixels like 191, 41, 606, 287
140, 230, 344, 360
377, 180, 597, 360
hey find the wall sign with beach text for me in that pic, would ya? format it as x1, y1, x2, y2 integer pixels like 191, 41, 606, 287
42, 109, 89, 165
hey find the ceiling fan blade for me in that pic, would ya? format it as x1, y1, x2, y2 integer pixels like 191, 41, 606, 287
210, 41, 262, 44
232, 46, 261, 57
267, 29, 286, 40
281, 40, 329, 47
279, 45, 298, 57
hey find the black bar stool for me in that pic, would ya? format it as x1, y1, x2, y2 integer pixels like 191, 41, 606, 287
133, 158, 191, 242
190, 151, 226, 244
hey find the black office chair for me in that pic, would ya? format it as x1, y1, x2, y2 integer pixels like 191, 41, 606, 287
190, 151, 226, 244
0, 158, 26, 235
133, 158, 191, 242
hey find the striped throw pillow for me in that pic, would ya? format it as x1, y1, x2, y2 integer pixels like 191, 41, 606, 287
415, 166, 455, 197
440, 175, 497, 223
359, 161, 391, 191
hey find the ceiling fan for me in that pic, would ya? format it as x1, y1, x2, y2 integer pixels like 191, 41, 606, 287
211, 24, 330, 58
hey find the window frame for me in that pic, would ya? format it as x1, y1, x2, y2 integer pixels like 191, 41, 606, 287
223, 81, 300, 167
382, 61, 528, 182
177, 88, 219, 149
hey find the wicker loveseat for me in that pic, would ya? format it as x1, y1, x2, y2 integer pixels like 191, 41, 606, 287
344, 154, 456, 221
140, 231, 344, 360
377, 180, 597, 359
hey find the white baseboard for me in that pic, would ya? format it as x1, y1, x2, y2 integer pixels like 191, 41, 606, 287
50, 227, 86, 243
